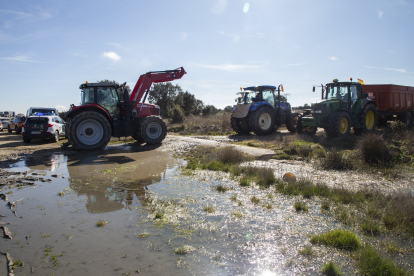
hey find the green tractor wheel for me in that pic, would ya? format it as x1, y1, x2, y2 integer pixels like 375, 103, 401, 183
358, 104, 377, 133
286, 112, 300, 133
326, 111, 351, 138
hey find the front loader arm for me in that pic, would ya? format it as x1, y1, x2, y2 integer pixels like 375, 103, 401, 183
130, 67, 186, 104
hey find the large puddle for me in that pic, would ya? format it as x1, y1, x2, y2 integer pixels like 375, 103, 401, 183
0, 145, 410, 275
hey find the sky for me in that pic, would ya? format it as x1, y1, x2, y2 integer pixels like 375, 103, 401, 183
1, 0, 414, 114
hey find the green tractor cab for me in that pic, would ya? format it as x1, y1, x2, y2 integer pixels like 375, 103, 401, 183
297, 80, 377, 137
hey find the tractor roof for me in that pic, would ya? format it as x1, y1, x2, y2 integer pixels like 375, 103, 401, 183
79, 82, 120, 89
244, 85, 277, 91
326, 82, 360, 86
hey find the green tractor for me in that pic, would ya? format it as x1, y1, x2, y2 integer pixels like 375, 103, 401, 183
297, 79, 377, 137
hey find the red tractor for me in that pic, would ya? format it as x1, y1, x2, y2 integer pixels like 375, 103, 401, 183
64, 67, 186, 150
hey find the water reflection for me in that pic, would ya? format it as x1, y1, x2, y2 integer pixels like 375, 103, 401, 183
23, 147, 183, 214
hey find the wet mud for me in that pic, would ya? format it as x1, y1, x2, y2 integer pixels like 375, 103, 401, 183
0, 137, 413, 275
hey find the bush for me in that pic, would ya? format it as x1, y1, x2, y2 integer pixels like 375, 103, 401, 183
319, 150, 354, 170
355, 246, 409, 276
169, 104, 186, 123
310, 229, 360, 251
321, 261, 342, 276
358, 134, 392, 166
202, 105, 218, 117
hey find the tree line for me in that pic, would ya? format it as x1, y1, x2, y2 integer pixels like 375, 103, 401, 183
148, 83, 218, 123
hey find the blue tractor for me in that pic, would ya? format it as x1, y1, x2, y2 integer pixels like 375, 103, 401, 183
230, 85, 298, 135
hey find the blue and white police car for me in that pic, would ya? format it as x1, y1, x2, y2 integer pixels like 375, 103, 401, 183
22, 113, 66, 143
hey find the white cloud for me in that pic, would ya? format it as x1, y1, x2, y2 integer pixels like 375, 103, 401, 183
0, 9, 33, 18
195, 62, 267, 72
0, 55, 70, 65
378, 10, 384, 19
102, 51, 121, 61
329, 56, 338, 61
180, 32, 187, 40
365, 66, 410, 73
211, 0, 227, 14
219, 31, 240, 43
282, 63, 307, 67
72, 52, 87, 58
55, 105, 69, 112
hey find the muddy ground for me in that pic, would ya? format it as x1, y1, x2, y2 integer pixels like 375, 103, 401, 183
0, 130, 413, 275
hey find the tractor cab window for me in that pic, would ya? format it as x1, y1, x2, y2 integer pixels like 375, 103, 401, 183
349, 85, 358, 102
243, 91, 256, 103
97, 87, 120, 118
82, 88, 95, 105
326, 85, 348, 101
262, 89, 275, 107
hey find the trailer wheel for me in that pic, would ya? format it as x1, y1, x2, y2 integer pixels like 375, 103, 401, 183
230, 116, 250, 135
404, 112, 412, 129
67, 111, 111, 150
326, 112, 351, 137
286, 112, 299, 133
360, 104, 377, 133
249, 106, 276, 135
140, 116, 167, 144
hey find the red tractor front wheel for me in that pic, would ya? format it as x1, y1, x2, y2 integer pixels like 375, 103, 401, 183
140, 116, 167, 144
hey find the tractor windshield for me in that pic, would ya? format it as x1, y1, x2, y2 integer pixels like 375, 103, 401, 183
326, 85, 348, 101
243, 91, 260, 103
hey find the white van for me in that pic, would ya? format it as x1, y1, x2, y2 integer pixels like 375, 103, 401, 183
26, 107, 58, 117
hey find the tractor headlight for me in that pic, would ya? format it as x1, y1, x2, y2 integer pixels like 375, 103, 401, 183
311, 110, 322, 114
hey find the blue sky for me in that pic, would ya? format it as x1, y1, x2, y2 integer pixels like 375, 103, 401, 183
1, 0, 414, 114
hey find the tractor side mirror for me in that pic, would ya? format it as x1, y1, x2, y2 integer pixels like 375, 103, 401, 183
312, 86, 315, 92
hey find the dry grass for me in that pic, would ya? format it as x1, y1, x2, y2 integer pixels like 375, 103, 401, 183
168, 112, 233, 135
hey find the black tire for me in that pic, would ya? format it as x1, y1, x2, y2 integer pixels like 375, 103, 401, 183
403, 112, 412, 129
140, 116, 167, 144
132, 131, 146, 144
359, 104, 378, 133
249, 106, 276, 135
67, 111, 111, 151
51, 131, 59, 142
15, 126, 21, 134
325, 112, 351, 138
8, 126, 12, 133
286, 112, 299, 133
296, 115, 316, 136
230, 116, 250, 135
23, 137, 31, 143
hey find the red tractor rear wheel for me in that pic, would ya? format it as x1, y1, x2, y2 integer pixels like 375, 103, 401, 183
67, 111, 111, 150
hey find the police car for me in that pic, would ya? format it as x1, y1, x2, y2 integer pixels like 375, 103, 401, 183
22, 113, 66, 143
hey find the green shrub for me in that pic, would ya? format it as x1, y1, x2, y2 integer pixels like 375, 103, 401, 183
169, 104, 186, 123
310, 229, 360, 251
319, 150, 354, 170
321, 261, 342, 276
256, 167, 276, 187
294, 201, 308, 212
355, 246, 409, 276
358, 134, 392, 166
360, 219, 380, 236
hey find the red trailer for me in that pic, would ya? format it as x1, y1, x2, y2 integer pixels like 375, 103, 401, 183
363, 84, 414, 126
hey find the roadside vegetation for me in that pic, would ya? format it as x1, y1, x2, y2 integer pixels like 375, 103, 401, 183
181, 124, 414, 274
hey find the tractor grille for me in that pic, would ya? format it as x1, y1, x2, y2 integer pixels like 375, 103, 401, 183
311, 104, 327, 116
